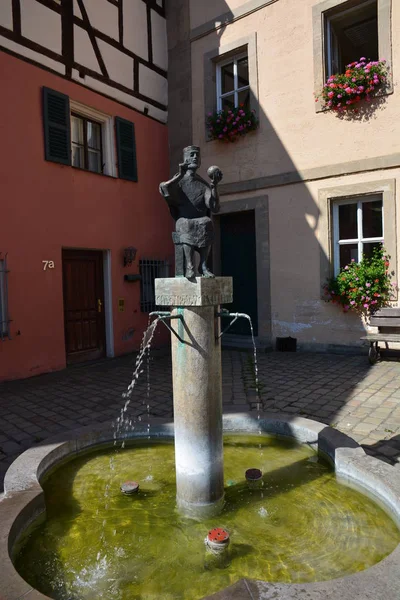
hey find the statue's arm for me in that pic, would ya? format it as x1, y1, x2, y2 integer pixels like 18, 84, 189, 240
159, 163, 186, 199
205, 183, 220, 214
204, 167, 222, 213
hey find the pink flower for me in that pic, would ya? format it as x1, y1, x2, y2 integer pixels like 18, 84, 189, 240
366, 282, 371, 287
344, 265, 349, 270
360, 57, 366, 62
358, 86, 364, 92
218, 134, 224, 139
351, 259, 356, 262
223, 127, 228, 132
328, 91, 335, 98
345, 87, 352, 93
343, 305, 350, 312
337, 94, 342, 98
363, 303, 369, 309
350, 300, 356, 305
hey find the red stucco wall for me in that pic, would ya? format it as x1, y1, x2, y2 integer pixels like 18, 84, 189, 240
0, 52, 172, 381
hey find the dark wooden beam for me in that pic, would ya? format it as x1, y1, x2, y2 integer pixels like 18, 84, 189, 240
146, 3, 153, 64
35, 0, 62, 13
61, 0, 73, 78
76, 0, 109, 78
134, 56, 139, 93
11, 0, 21, 36
141, 0, 165, 18
118, 0, 124, 45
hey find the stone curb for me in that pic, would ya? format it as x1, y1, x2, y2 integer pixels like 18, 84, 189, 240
0, 412, 399, 600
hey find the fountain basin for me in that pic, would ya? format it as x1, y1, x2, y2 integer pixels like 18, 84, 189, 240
2, 412, 400, 600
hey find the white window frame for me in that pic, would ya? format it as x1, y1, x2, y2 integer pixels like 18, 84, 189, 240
69, 100, 117, 178
325, 0, 378, 77
216, 52, 250, 111
333, 194, 384, 275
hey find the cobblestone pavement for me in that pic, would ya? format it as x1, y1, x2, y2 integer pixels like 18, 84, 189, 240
2, 350, 400, 492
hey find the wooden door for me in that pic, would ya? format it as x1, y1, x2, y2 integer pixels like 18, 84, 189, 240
220, 210, 258, 336
62, 249, 106, 364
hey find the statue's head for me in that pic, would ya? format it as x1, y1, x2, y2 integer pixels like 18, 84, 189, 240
183, 146, 201, 170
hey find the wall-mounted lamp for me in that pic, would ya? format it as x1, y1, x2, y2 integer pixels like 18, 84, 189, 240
123, 247, 137, 267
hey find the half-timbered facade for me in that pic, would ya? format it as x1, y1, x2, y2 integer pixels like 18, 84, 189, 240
0, 0, 167, 121
0, 0, 171, 381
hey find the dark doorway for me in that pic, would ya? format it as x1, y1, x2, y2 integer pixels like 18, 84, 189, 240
219, 210, 258, 335
62, 249, 106, 364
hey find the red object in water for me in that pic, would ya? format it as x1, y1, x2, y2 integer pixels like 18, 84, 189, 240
207, 528, 230, 544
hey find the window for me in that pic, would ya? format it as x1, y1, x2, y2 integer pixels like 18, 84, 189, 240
333, 195, 383, 274
71, 114, 103, 174
216, 53, 250, 111
140, 259, 169, 313
312, 0, 392, 112
325, 0, 378, 76
43, 88, 138, 180
0, 255, 9, 340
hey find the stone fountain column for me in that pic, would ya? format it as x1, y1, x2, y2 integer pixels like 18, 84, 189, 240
155, 276, 233, 519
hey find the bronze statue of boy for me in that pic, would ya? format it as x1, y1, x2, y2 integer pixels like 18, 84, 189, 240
159, 146, 223, 279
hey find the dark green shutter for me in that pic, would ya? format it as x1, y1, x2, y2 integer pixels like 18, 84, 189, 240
115, 117, 138, 182
43, 87, 71, 165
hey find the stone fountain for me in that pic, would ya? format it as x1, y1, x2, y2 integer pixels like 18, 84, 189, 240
156, 145, 232, 518
2, 147, 400, 600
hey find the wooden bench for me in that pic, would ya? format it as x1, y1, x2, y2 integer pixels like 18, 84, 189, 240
360, 307, 400, 364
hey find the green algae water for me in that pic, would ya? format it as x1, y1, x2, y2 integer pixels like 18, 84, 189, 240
16, 435, 400, 600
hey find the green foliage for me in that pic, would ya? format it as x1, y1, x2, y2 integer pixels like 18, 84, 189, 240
325, 246, 396, 315
320, 57, 389, 112
206, 104, 258, 142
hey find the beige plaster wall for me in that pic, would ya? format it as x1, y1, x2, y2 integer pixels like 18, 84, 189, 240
190, 0, 400, 185
222, 169, 400, 348
189, 0, 245, 30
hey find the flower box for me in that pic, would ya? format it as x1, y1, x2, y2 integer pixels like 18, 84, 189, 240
206, 105, 258, 142
320, 57, 389, 113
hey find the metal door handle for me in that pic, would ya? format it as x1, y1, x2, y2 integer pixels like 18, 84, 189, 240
97, 299, 102, 313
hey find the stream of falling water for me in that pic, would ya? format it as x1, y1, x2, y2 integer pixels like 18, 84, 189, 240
113, 316, 160, 445
96, 316, 161, 567
231, 313, 265, 500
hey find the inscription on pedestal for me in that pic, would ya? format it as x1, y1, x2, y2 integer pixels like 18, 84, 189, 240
156, 293, 232, 306
155, 277, 233, 307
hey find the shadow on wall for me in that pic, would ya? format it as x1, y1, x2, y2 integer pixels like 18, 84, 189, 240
166, 0, 397, 467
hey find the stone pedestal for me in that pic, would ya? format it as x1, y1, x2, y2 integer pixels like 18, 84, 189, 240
155, 277, 233, 518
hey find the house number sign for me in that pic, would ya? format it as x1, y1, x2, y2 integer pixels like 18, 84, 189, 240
42, 261, 55, 271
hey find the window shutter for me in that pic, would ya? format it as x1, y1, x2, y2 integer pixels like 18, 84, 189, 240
43, 87, 71, 165
115, 117, 138, 182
